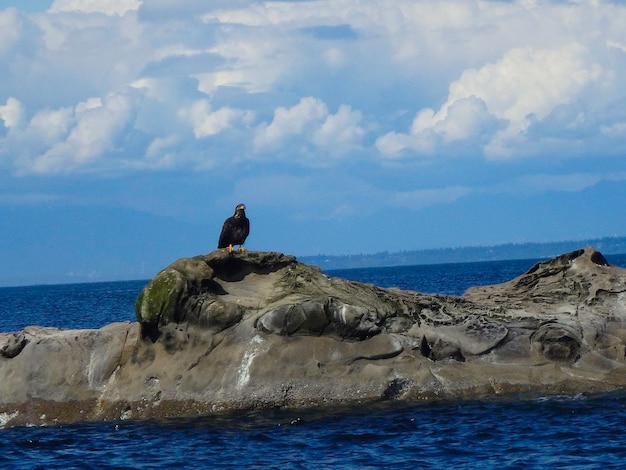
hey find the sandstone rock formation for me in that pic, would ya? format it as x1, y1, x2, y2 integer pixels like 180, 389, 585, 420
2, 247, 626, 428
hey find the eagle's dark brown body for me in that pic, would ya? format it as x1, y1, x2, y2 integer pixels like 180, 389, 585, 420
218, 203, 250, 252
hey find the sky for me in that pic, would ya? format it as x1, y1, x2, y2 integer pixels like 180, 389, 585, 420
2, 0, 626, 286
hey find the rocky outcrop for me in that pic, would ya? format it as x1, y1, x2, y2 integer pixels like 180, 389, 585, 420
2, 247, 626, 428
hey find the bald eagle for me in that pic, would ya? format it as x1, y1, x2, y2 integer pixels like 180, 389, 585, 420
218, 203, 250, 253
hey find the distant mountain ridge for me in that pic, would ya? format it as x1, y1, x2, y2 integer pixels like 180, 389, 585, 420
299, 236, 626, 270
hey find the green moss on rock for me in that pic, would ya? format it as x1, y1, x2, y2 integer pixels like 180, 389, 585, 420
135, 269, 187, 325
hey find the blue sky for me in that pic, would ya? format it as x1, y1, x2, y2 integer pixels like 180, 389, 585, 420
2, 0, 626, 286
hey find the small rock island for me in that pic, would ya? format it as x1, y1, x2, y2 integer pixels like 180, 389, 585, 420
2, 247, 626, 427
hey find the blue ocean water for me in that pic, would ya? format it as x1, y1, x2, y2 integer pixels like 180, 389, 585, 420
0, 280, 146, 332
2, 254, 626, 468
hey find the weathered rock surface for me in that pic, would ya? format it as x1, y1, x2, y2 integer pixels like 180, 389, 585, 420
2, 247, 626, 428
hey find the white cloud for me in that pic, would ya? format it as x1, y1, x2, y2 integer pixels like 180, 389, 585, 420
27, 106, 73, 144
0, 98, 25, 130
253, 97, 364, 159
49, 0, 142, 16
23, 89, 142, 174
75, 97, 103, 113
377, 43, 604, 159
601, 121, 626, 137
0, 8, 23, 56
607, 40, 626, 53
254, 97, 328, 148
193, 32, 294, 95
141, 134, 179, 169
2, 0, 626, 177
313, 104, 363, 149
375, 130, 431, 158
485, 45, 593, 120
31, 7, 146, 97
431, 96, 496, 142
201, 2, 320, 27
179, 99, 249, 138
194, 69, 280, 95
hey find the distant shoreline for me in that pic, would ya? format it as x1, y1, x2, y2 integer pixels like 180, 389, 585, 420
300, 236, 626, 270
3, 237, 626, 288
